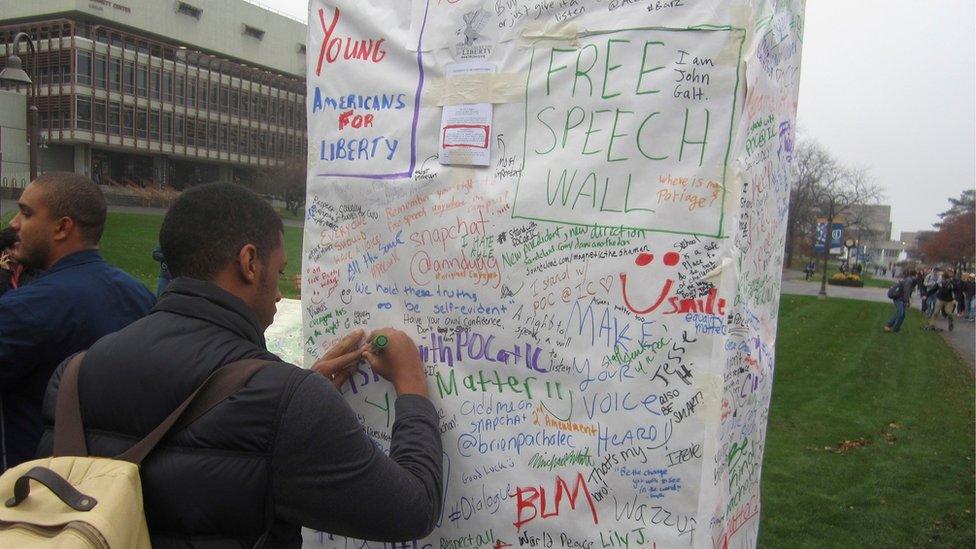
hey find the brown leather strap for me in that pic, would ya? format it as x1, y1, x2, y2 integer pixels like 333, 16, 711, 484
117, 359, 272, 464
6, 466, 98, 511
53, 352, 89, 457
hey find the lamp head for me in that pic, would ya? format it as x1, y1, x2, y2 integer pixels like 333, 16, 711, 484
0, 54, 33, 85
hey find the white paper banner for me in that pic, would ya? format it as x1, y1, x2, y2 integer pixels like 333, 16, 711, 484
301, 1, 805, 547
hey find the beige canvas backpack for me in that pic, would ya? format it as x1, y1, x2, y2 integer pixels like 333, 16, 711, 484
0, 353, 269, 547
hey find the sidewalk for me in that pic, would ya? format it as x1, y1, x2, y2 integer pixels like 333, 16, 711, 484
782, 269, 976, 374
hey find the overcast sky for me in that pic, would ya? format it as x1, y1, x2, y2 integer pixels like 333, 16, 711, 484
273, 0, 976, 238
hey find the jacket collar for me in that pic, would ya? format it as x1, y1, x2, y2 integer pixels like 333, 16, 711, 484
42, 249, 104, 276
153, 278, 267, 348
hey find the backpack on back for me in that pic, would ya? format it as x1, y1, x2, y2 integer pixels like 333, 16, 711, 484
887, 282, 903, 300
0, 353, 269, 548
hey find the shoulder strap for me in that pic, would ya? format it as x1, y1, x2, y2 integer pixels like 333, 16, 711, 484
53, 354, 273, 463
53, 352, 89, 457
118, 359, 273, 464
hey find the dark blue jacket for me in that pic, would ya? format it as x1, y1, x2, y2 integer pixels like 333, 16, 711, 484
0, 249, 155, 469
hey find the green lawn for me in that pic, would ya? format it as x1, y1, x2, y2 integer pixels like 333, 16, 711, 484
760, 296, 974, 548
100, 213, 304, 299
3, 210, 304, 299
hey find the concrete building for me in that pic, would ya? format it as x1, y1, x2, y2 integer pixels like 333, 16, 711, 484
0, 89, 28, 189
841, 204, 893, 243
0, 0, 307, 190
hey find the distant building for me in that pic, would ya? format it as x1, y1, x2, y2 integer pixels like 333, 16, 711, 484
842, 204, 892, 243
0, 0, 307, 190
902, 230, 938, 263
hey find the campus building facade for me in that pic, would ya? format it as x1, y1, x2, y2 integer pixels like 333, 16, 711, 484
0, 0, 307, 190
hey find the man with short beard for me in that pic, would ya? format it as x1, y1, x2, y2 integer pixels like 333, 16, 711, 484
0, 172, 155, 470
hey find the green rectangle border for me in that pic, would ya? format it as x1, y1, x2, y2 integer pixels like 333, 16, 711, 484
511, 25, 747, 240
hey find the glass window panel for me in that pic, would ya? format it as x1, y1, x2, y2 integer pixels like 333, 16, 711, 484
123, 61, 135, 94
76, 52, 92, 85
109, 59, 121, 92
94, 100, 106, 133
76, 97, 91, 130
108, 102, 120, 135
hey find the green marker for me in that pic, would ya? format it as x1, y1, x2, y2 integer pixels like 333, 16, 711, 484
372, 335, 389, 353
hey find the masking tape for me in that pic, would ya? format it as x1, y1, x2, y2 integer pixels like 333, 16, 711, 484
423, 72, 527, 107
697, 373, 724, 426
518, 22, 580, 47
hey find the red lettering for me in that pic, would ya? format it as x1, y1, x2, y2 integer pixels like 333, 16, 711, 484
315, 7, 340, 76
315, 7, 387, 76
338, 110, 377, 131
512, 473, 599, 532
513, 486, 539, 531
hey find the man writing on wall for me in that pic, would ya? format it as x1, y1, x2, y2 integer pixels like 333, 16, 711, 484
0, 172, 155, 470
39, 183, 443, 546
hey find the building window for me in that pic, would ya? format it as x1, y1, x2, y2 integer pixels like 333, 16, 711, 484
108, 102, 121, 135
137, 66, 148, 98
94, 100, 107, 133
137, 107, 148, 139
175, 75, 185, 104
175, 115, 184, 145
150, 68, 160, 100
162, 112, 172, 140
77, 52, 92, 85
93, 54, 107, 89
150, 109, 160, 140
297, 43, 306, 54
123, 106, 134, 135
109, 59, 121, 92
123, 61, 135, 94
176, 2, 203, 19
76, 97, 92, 131
162, 71, 173, 102
242, 25, 265, 40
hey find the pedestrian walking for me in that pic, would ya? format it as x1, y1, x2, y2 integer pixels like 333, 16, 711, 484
929, 271, 957, 331
963, 273, 975, 322
884, 269, 916, 333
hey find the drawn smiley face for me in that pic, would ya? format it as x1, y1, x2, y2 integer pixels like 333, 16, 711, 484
619, 251, 681, 315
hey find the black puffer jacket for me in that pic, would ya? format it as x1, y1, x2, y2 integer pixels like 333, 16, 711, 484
38, 278, 443, 548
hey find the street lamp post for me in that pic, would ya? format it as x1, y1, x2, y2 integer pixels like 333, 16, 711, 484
0, 32, 40, 182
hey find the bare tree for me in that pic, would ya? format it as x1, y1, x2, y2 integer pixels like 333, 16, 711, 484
785, 140, 835, 268
809, 166, 883, 296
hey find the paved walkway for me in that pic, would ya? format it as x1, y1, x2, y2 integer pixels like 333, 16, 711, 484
782, 269, 975, 374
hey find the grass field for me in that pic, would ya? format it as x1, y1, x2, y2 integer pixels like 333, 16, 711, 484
760, 296, 974, 547
2, 210, 304, 299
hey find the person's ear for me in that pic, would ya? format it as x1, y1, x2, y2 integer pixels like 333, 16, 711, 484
51, 216, 75, 243
236, 244, 260, 284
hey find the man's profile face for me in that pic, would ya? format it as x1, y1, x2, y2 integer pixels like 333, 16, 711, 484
254, 232, 286, 331
9, 183, 55, 270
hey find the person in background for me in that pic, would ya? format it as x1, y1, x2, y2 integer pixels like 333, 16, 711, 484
923, 268, 941, 317
962, 273, 975, 322
884, 269, 916, 333
915, 269, 928, 311
952, 271, 966, 317
38, 184, 442, 546
151, 244, 173, 296
0, 172, 155, 470
929, 271, 957, 332
804, 260, 816, 281
0, 227, 41, 296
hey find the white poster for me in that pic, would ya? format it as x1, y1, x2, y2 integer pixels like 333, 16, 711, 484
302, 1, 805, 547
